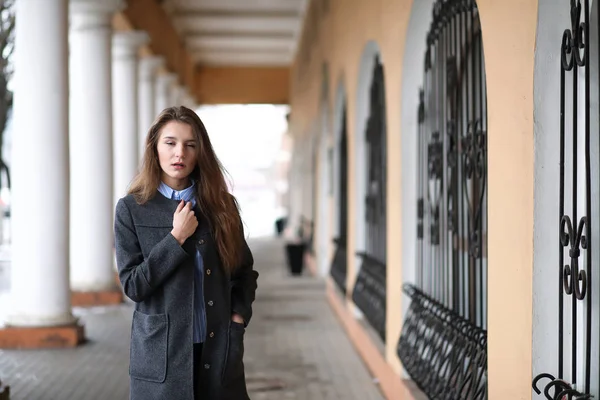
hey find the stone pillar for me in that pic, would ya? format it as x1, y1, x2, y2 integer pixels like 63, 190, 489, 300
69, 0, 124, 306
138, 55, 164, 161
112, 31, 148, 204
180, 88, 190, 108
181, 88, 197, 109
170, 84, 185, 107
0, 0, 84, 349
155, 72, 176, 116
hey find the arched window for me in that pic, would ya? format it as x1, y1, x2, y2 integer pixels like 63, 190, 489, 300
352, 56, 387, 340
398, 1, 488, 398
330, 103, 349, 293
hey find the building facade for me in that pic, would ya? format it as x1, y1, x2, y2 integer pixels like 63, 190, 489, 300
0, 0, 598, 399
287, 0, 600, 398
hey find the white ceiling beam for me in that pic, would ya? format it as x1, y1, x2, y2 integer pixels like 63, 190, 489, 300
192, 52, 291, 66
172, 10, 300, 18
183, 30, 295, 39
170, 0, 305, 14
174, 15, 300, 33
186, 36, 294, 51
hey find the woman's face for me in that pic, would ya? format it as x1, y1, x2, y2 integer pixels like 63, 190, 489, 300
157, 121, 198, 189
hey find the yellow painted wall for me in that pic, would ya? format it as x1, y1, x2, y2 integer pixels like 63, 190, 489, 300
477, 1, 538, 398
195, 67, 290, 105
289, 0, 413, 377
288, 0, 539, 398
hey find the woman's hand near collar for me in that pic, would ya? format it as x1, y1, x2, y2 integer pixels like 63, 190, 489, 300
171, 200, 198, 245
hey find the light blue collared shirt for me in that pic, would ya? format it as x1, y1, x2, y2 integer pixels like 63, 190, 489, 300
157, 181, 206, 344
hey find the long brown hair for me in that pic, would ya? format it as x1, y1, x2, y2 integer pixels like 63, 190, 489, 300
128, 106, 244, 273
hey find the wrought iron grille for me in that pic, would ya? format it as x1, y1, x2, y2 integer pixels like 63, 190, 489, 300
308, 141, 318, 254
532, 1, 596, 398
352, 57, 387, 340
330, 104, 349, 293
398, 0, 488, 398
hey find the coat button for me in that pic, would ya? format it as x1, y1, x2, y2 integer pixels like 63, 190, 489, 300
209, 332, 214, 338
198, 239, 205, 245
207, 300, 214, 306
204, 364, 210, 369
206, 269, 211, 275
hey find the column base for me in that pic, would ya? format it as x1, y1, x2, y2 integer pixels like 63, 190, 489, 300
0, 380, 9, 400
0, 383, 10, 400
71, 288, 123, 307
0, 322, 85, 349
304, 251, 317, 276
115, 271, 121, 288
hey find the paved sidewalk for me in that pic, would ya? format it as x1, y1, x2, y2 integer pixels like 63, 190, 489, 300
0, 238, 384, 400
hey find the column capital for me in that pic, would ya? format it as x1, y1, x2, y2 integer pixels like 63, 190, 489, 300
70, 0, 124, 15
180, 87, 197, 109
70, 0, 124, 29
139, 55, 165, 81
112, 31, 149, 60
157, 72, 178, 88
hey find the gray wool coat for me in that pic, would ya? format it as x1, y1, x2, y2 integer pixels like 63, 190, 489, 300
114, 192, 259, 400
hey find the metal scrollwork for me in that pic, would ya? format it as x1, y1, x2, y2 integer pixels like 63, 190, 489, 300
330, 105, 348, 294
560, 215, 587, 300
398, 284, 487, 400
532, 373, 592, 400
402, 0, 488, 397
532, 0, 593, 396
447, 120, 458, 233
428, 131, 443, 245
561, 0, 586, 70
462, 120, 487, 259
353, 57, 387, 339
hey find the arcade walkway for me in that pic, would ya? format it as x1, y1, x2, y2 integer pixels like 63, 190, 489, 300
0, 238, 384, 400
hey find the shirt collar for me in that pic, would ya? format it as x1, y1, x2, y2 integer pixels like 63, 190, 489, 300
158, 180, 197, 206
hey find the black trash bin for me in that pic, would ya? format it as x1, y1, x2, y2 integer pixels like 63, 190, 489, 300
285, 242, 305, 275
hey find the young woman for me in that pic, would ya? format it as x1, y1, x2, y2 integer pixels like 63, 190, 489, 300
114, 106, 258, 400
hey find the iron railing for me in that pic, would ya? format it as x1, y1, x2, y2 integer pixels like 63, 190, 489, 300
398, 284, 487, 399
330, 104, 349, 293
352, 56, 388, 340
532, 0, 595, 398
398, 0, 488, 397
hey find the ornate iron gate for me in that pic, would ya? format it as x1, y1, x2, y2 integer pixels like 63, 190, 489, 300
397, 0, 488, 398
330, 104, 349, 293
532, 0, 596, 398
352, 57, 388, 340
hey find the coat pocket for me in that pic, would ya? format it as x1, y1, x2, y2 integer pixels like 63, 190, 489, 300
129, 310, 169, 383
221, 321, 246, 384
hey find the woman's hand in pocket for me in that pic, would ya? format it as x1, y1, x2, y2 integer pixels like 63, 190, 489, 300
231, 313, 244, 325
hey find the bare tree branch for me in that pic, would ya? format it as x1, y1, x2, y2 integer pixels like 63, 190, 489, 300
0, 0, 14, 189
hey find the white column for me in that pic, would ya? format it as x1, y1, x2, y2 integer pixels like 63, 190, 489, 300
112, 31, 148, 204
155, 72, 176, 115
181, 88, 197, 109
170, 84, 185, 107
7, 0, 75, 326
138, 55, 164, 160
69, 0, 123, 293
180, 88, 190, 108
